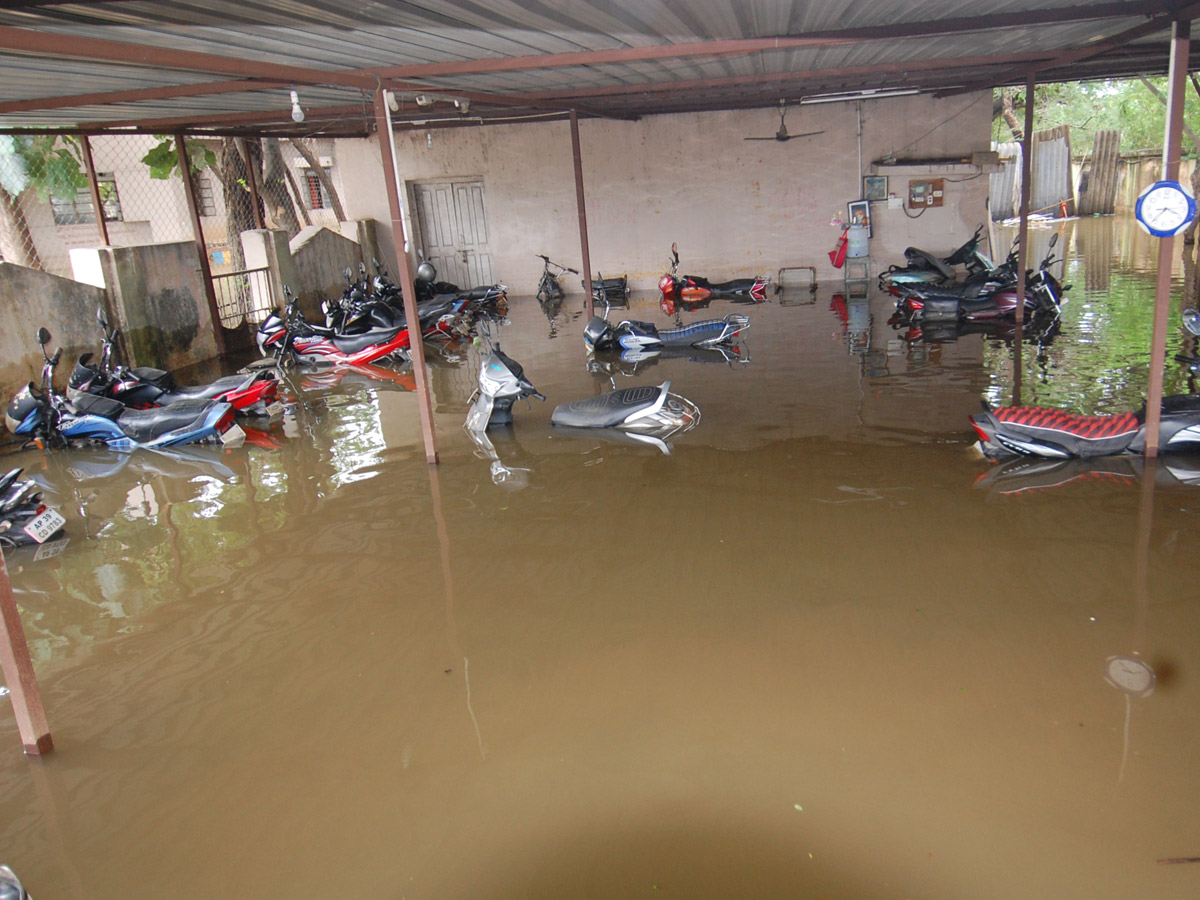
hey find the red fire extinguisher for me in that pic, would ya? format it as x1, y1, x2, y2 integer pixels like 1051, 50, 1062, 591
828, 227, 850, 269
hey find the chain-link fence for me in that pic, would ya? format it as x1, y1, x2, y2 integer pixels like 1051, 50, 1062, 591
0, 133, 350, 327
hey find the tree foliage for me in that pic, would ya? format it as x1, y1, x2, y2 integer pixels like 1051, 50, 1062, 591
993, 78, 1200, 155
140, 136, 217, 180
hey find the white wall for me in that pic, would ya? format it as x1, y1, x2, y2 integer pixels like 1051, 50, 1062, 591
338, 92, 994, 294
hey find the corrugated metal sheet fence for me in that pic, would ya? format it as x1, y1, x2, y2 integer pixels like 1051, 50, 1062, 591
989, 126, 1076, 221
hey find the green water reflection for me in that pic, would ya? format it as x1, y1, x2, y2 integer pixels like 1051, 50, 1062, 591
984, 216, 1197, 411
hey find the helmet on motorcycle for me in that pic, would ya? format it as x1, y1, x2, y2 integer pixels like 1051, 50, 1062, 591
658, 274, 676, 296
416, 261, 436, 283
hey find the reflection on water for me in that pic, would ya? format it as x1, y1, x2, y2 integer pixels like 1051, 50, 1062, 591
2, 216, 1200, 899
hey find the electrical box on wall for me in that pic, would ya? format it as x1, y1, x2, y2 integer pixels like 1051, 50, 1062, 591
908, 178, 944, 208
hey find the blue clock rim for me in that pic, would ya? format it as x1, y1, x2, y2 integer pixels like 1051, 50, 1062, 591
1135, 179, 1198, 238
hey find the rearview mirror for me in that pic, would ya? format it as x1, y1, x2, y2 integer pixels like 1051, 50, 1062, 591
36, 327, 50, 346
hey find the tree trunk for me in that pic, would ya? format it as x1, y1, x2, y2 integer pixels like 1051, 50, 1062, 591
1001, 89, 1024, 142
261, 138, 304, 237
0, 185, 43, 270
287, 138, 346, 222
217, 137, 258, 271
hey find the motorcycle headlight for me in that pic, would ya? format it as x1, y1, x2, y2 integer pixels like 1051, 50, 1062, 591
478, 364, 506, 397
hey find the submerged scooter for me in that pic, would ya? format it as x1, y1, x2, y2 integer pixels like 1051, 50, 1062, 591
0, 865, 30, 900
658, 243, 769, 303
6, 328, 243, 451
464, 329, 700, 455
970, 394, 1200, 459
68, 308, 280, 418
582, 311, 749, 353
892, 233, 1067, 322
880, 224, 991, 288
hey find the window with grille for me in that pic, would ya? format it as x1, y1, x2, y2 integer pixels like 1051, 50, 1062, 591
304, 168, 332, 210
51, 173, 123, 225
195, 172, 216, 216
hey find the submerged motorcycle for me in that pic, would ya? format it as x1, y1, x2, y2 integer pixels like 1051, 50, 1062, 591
7, 328, 243, 451
257, 287, 460, 367
880, 224, 992, 288
68, 308, 280, 418
659, 243, 769, 303
582, 312, 749, 353
0, 467, 66, 548
465, 334, 700, 454
970, 394, 1200, 459
891, 233, 1067, 322
0, 865, 30, 900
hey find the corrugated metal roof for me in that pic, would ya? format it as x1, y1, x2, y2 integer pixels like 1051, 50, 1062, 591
0, 0, 1192, 135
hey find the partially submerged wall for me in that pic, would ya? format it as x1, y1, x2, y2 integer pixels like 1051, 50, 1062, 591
288, 225, 367, 316
73, 241, 217, 372
0, 262, 110, 400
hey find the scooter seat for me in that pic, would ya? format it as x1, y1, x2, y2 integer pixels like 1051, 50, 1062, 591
329, 327, 405, 354
159, 372, 259, 402
73, 394, 223, 442
658, 316, 746, 346
551, 383, 666, 429
992, 406, 1140, 440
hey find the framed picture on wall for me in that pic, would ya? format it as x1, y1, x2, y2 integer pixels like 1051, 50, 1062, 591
863, 176, 888, 202
847, 199, 871, 236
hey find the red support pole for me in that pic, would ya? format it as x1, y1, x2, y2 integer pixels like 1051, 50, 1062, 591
80, 134, 110, 246
373, 89, 439, 465
0, 552, 52, 755
1145, 18, 1191, 458
569, 110, 595, 319
1012, 72, 1036, 406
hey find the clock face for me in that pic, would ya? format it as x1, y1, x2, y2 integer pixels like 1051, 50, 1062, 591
1136, 180, 1197, 237
1104, 655, 1155, 696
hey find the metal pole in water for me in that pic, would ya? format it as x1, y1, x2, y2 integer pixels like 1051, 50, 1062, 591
374, 87, 439, 465
1013, 72, 1036, 406
1145, 18, 1191, 458
569, 110, 595, 319
0, 552, 52, 755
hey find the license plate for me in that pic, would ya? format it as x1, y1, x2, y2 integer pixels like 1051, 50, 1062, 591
23, 507, 65, 544
220, 424, 246, 446
266, 401, 285, 419
34, 536, 69, 560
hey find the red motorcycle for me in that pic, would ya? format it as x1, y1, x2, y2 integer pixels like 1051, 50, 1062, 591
256, 290, 463, 367
658, 243, 769, 303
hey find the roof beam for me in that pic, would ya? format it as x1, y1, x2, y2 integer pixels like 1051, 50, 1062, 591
519, 51, 1057, 104
0, 24, 379, 89
0, 78, 291, 115
366, 2, 1172, 79
938, 0, 1200, 96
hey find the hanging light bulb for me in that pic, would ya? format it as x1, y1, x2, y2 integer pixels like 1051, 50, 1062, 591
290, 89, 305, 124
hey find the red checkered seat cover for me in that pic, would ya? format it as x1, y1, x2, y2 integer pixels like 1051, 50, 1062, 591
992, 406, 1140, 440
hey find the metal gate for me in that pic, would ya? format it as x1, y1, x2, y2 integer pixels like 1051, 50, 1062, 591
412, 180, 493, 288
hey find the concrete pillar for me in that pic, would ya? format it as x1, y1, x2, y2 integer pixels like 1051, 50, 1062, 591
241, 228, 297, 314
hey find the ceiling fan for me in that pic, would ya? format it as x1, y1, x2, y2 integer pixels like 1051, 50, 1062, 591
744, 100, 824, 142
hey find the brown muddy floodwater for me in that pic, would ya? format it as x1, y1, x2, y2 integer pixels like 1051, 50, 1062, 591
2, 218, 1200, 899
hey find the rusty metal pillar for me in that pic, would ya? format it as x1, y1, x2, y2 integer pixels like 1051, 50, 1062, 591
1012, 72, 1036, 406
174, 132, 226, 356
1145, 18, 1191, 457
0, 552, 52, 755
79, 135, 110, 246
569, 110, 595, 319
373, 89, 439, 464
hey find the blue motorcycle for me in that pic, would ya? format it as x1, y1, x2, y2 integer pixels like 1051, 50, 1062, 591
5, 328, 243, 451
